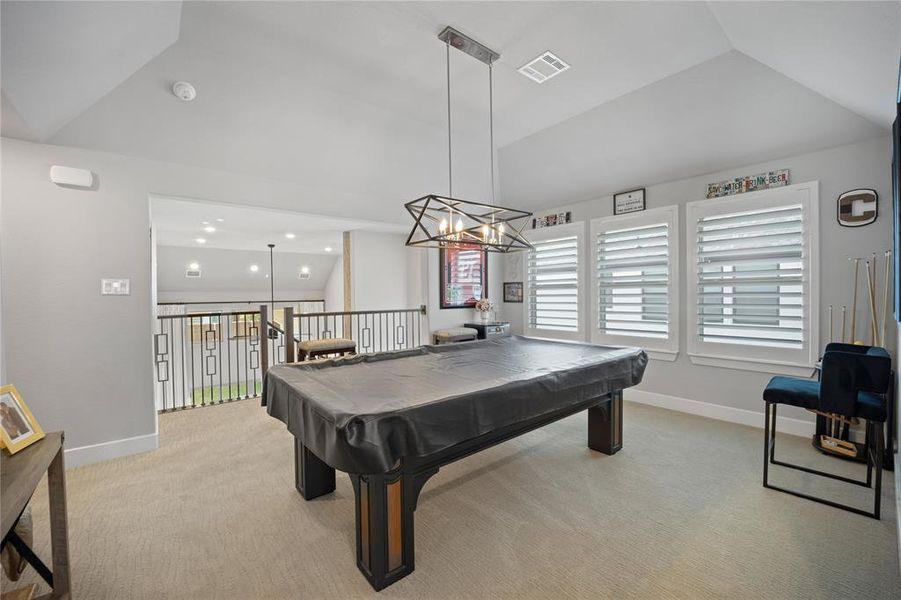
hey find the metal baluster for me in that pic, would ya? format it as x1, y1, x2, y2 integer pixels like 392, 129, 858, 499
204, 318, 212, 406
242, 314, 248, 398
169, 318, 176, 410
256, 308, 265, 396
217, 317, 223, 403
180, 316, 186, 409
190, 316, 196, 408
227, 314, 232, 401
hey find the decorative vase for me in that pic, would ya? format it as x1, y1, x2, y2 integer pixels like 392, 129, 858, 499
480, 311, 489, 324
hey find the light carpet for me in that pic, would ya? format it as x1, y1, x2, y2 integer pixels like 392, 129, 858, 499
2, 399, 898, 599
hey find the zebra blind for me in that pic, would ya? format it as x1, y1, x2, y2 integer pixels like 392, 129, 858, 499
695, 203, 804, 349
596, 222, 669, 339
527, 236, 579, 332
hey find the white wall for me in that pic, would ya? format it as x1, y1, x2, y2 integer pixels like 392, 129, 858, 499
324, 256, 344, 312
348, 230, 410, 311
156, 245, 335, 296
2, 139, 159, 460
0, 137, 407, 463
501, 136, 896, 426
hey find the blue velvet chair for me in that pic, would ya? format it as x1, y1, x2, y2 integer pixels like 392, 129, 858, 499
762, 342, 890, 519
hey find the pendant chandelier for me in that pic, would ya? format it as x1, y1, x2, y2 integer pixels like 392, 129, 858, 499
405, 27, 533, 252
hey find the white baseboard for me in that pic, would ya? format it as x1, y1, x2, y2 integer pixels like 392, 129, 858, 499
64, 432, 158, 468
624, 389, 816, 438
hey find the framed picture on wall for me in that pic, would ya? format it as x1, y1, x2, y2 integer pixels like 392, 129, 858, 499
504, 282, 523, 303
613, 188, 646, 215
440, 245, 487, 309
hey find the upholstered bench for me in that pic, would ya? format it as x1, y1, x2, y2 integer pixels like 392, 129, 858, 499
433, 327, 478, 345
297, 338, 357, 361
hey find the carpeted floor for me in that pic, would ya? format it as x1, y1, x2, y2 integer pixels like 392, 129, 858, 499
2, 399, 898, 599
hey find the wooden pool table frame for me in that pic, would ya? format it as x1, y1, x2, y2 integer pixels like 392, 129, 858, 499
293, 389, 624, 591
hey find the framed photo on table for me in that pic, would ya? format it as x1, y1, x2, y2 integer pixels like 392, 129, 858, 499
440, 245, 487, 309
0, 385, 44, 454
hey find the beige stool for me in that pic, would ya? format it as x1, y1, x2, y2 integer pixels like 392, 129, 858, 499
297, 338, 357, 361
433, 327, 478, 345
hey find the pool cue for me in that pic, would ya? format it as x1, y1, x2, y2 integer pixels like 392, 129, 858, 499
880, 249, 891, 346
849, 258, 860, 343
840, 305, 847, 343
870, 252, 879, 346
865, 259, 878, 346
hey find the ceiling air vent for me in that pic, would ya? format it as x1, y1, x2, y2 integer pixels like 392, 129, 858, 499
518, 51, 570, 84
185, 269, 202, 278
298, 271, 311, 280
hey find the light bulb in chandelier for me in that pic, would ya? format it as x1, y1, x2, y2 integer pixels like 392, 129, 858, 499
456, 219, 463, 233
439, 218, 448, 234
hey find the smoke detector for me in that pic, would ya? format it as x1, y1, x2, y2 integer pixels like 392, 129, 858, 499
172, 81, 197, 102
518, 51, 570, 84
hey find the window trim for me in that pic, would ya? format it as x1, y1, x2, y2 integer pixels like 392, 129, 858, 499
590, 206, 679, 361
685, 181, 820, 375
523, 222, 585, 341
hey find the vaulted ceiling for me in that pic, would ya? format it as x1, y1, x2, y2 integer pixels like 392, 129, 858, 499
2, 1, 899, 215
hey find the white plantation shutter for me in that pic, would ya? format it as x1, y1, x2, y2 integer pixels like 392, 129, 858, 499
596, 223, 669, 338
527, 235, 580, 333
696, 204, 804, 348
686, 182, 819, 374
590, 206, 679, 358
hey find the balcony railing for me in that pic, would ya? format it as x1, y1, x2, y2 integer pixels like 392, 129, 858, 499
153, 304, 427, 412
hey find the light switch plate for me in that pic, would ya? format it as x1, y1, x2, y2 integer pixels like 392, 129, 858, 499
101, 278, 130, 295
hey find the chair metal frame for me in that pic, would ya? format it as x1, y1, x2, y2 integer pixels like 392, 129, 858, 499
763, 401, 884, 519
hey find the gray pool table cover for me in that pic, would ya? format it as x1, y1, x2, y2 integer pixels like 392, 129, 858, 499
264, 336, 648, 474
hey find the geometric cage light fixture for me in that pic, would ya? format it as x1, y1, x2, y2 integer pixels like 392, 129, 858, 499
405, 194, 532, 252
405, 26, 533, 253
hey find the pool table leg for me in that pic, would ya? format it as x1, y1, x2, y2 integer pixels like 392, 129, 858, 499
349, 467, 416, 591
588, 390, 623, 455
295, 438, 336, 500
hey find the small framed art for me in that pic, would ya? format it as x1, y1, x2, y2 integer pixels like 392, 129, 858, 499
504, 282, 523, 303
613, 188, 646, 215
0, 385, 45, 454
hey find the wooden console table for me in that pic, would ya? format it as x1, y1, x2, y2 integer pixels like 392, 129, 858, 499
1, 432, 71, 599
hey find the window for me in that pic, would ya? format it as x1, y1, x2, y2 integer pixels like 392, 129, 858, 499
590, 206, 679, 360
686, 182, 819, 374
440, 245, 487, 308
524, 223, 583, 340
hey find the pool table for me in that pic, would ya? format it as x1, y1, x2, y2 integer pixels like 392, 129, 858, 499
263, 336, 647, 590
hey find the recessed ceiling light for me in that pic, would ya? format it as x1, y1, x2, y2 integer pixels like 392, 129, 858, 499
324, 246, 333, 252
518, 51, 570, 84
203, 226, 216, 233
189, 262, 199, 270
300, 266, 310, 274
195, 238, 206, 244
285, 233, 296, 239
201, 221, 210, 225
250, 264, 259, 272
216, 218, 224, 222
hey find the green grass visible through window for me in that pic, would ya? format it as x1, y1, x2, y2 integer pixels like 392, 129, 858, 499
191, 381, 261, 405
